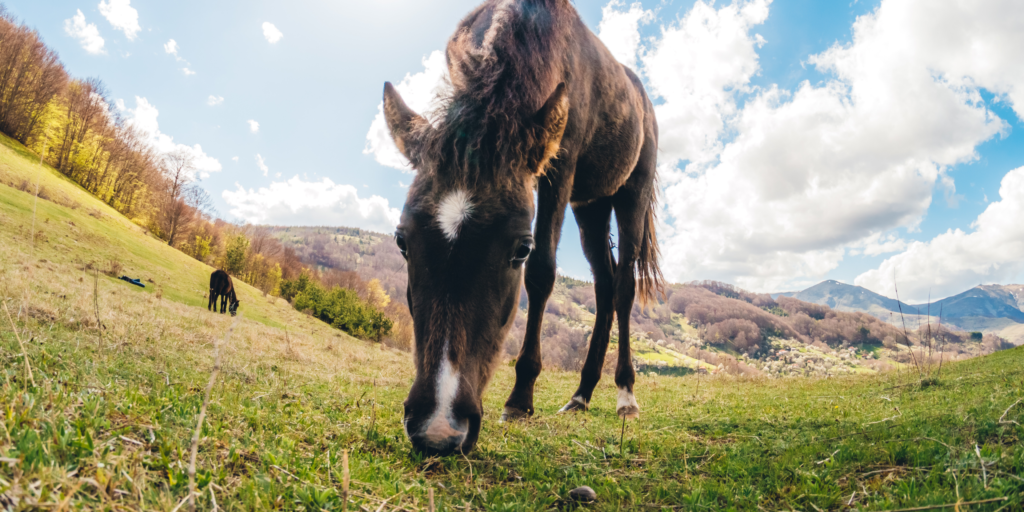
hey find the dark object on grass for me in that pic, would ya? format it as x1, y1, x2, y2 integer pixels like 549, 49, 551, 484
119, 276, 145, 288
569, 486, 597, 503
209, 269, 239, 316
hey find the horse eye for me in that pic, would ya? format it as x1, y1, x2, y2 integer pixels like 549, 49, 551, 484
395, 233, 408, 257
511, 239, 534, 266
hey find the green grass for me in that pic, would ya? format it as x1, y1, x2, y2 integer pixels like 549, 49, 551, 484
2, 134, 1024, 510
0, 132, 316, 330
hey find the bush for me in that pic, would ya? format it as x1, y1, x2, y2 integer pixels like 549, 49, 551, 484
279, 271, 315, 302
706, 318, 762, 351
292, 280, 392, 341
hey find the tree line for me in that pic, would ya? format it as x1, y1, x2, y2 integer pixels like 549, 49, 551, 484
0, 7, 193, 228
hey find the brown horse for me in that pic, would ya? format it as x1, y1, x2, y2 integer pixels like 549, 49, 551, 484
209, 270, 239, 316
384, 0, 663, 455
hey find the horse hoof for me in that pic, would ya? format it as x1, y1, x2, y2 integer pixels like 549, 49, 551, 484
500, 406, 531, 423
616, 405, 640, 419
616, 388, 639, 419
558, 396, 588, 413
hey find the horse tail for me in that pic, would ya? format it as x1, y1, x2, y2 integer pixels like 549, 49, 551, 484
636, 191, 665, 308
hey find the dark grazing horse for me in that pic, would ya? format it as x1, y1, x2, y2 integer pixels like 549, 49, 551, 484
208, 270, 239, 316
384, 0, 663, 455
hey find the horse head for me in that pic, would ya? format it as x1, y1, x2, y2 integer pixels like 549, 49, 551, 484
383, 81, 569, 455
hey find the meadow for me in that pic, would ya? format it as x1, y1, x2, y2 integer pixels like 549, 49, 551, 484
2, 131, 1023, 510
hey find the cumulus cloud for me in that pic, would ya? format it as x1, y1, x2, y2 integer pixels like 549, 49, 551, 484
163, 39, 179, 57
255, 154, 268, 176
182, 67, 196, 76
597, 1, 653, 71
364, 50, 450, 171
223, 177, 401, 233
207, 95, 224, 106
643, 0, 769, 166
642, 0, 1014, 292
98, 0, 140, 40
247, 120, 259, 133
117, 96, 222, 177
64, 10, 105, 55
262, 22, 283, 44
853, 233, 909, 258
856, 167, 1024, 302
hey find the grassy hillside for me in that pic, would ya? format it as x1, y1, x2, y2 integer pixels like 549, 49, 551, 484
2, 133, 1024, 510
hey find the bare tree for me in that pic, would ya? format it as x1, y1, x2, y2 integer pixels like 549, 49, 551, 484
161, 149, 197, 246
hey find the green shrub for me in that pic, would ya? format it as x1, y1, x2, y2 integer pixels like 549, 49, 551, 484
291, 279, 393, 341
279, 271, 315, 303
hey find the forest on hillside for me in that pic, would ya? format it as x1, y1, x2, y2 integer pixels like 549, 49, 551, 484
268, 227, 1015, 376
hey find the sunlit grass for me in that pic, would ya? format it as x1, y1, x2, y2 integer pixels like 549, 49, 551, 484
1, 131, 1023, 510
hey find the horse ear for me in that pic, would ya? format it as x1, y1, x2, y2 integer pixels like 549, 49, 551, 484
529, 83, 570, 176
383, 82, 428, 165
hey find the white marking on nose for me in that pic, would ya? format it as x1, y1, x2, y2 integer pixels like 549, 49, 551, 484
421, 340, 464, 445
437, 190, 474, 242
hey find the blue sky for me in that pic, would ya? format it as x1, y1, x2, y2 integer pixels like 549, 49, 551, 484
6, 0, 1023, 302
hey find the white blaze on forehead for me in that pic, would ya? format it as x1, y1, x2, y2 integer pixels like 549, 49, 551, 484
437, 189, 474, 241
422, 340, 464, 443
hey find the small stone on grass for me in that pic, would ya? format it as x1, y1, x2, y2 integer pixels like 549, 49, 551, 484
569, 485, 597, 502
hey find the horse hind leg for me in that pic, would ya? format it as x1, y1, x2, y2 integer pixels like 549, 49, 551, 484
559, 197, 616, 413
610, 141, 659, 420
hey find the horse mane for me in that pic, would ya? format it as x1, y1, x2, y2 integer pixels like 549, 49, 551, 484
421, 0, 575, 188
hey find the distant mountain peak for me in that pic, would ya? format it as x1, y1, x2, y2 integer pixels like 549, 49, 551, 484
779, 280, 1024, 333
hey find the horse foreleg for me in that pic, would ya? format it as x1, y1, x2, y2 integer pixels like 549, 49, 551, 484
560, 197, 616, 412
502, 171, 572, 422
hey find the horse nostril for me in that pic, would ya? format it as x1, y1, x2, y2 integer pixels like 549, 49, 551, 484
409, 431, 466, 456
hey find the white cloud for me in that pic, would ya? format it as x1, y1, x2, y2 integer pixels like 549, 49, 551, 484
232, 156, 239, 162
64, 10, 105, 55
182, 67, 196, 76
247, 120, 260, 133
117, 96, 222, 176
255, 154, 268, 176
856, 167, 1024, 302
597, 1, 653, 71
639, 0, 1015, 292
207, 95, 224, 106
642, 0, 769, 166
223, 177, 401, 232
98, 0, 140, 40
851, 233, 909, 257
364, 50, 451, 171
163, 39, 179, 57
262, 22, 283, 44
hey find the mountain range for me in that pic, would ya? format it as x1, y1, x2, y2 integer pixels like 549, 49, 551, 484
777, 280, 1024, 345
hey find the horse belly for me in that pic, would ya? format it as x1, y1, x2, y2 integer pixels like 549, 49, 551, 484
570, 117, 644, 204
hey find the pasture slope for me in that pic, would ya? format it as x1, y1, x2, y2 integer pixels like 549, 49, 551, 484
1, 132, 1023, 511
